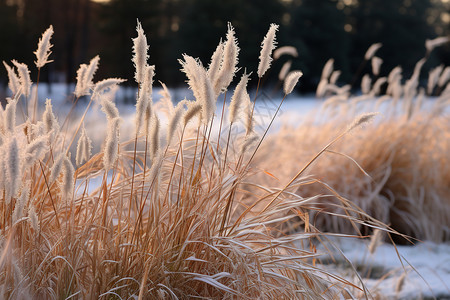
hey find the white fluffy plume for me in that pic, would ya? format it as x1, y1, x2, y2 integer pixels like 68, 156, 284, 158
34, 25, 54, 68
258, 23, 279, 78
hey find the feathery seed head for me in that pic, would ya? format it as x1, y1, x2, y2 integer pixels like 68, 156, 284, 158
438, 66, 450, 87
321, 59, 334, 81
6, 137, 20, 199
28, 85, 38, 117
93, 78, 126, 100
428, 65, 444, 94
75, 64, 88, 98
62, 156, 75, 198
150, 113, 160, 160
28, 205, 39, 233
388, 66, 402, 83
25, 136, 48, 166
229, 72, 250, 124
361, 74, 372, 95
103, 117, 121, 170
34, 25, 54, 68
132, 20, 149, 84
144, 102, 153, 137
273, 46, 298, 60
244, 89, 253, 135
148, 149, 163, 185
3, 61, 20, 95
278, 60, 292, 81
425, 36, 450, 53
4, 98, 17, 135
85, 55, 100, 88
316, 79, 328, 98
283, 71, 303, 95
135, 90, 149, 134
180, 55, 215, 123
49, 154, 64, 184
215, 23, 239, 95
11, 60, 32, 98
200, 65, 216, 124
136, 65, 155, 134
208, 39, 224, 84
411, 58, 426, 83
365, 43, 382, 60
76, 126, 92, 166
347, 112, 379, 132
180, 55, 202, 97
100, 97, 119, 120
75, 56, 100, 98
43, 98, 60, 136
371, 77, 387, 96
142, 65, 155, 97
330, 70, 341, 85
13, 184, 30, 224
258, 23, 279, 78
371, 56, 383, 76
29, 121, 45, 141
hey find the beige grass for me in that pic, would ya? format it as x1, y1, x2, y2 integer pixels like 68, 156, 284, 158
0, 22, 382, 299
254, 51, 450, 243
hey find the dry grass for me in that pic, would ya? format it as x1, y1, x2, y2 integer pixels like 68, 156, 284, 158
254, 52, 450, 243
1, 22, 447, 299
0, 23, 380, 299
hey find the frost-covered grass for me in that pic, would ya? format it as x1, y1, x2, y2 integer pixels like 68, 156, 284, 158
0, 22, 382, 299
254, 95, 450, 243
0, 21, 449, 299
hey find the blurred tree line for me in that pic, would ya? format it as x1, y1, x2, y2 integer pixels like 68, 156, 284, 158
0, 0, 449, 93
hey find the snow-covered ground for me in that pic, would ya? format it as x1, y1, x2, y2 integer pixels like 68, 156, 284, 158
17, 83, 450, 299
318, 238, 450, 299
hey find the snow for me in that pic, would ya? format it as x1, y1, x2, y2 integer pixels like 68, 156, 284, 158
318, 237, 450, 299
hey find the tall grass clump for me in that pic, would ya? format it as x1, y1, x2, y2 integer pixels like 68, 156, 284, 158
254, 41, 450, 243
0, 22, 388, 299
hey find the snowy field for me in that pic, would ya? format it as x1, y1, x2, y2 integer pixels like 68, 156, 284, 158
317, 238, 450, 299
23, 83, 450, 299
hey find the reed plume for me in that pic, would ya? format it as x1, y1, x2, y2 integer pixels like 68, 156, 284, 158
364, 43, 382, 60
273, 46, 298, 60
11, 60, 32, 98
103, 117, 121, 170
283, 71, 303, 95
75, 56, 100, 98
34, 25, 54, 68
132, 20, 149, 85
92, 78, 126, 100
4, 98, 17, 135
2, 61, 20, 95
438, 66, 450, 87
229, 72, 250, 124
258, 23, 279, 78
76, 126, 92, 166
371, 56, 383, 76
214, 22, 239, 95
6, 137, 20, 199
425, 36, 450, 53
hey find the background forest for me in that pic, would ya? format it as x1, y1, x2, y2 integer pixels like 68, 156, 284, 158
0, 0, 449, 94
